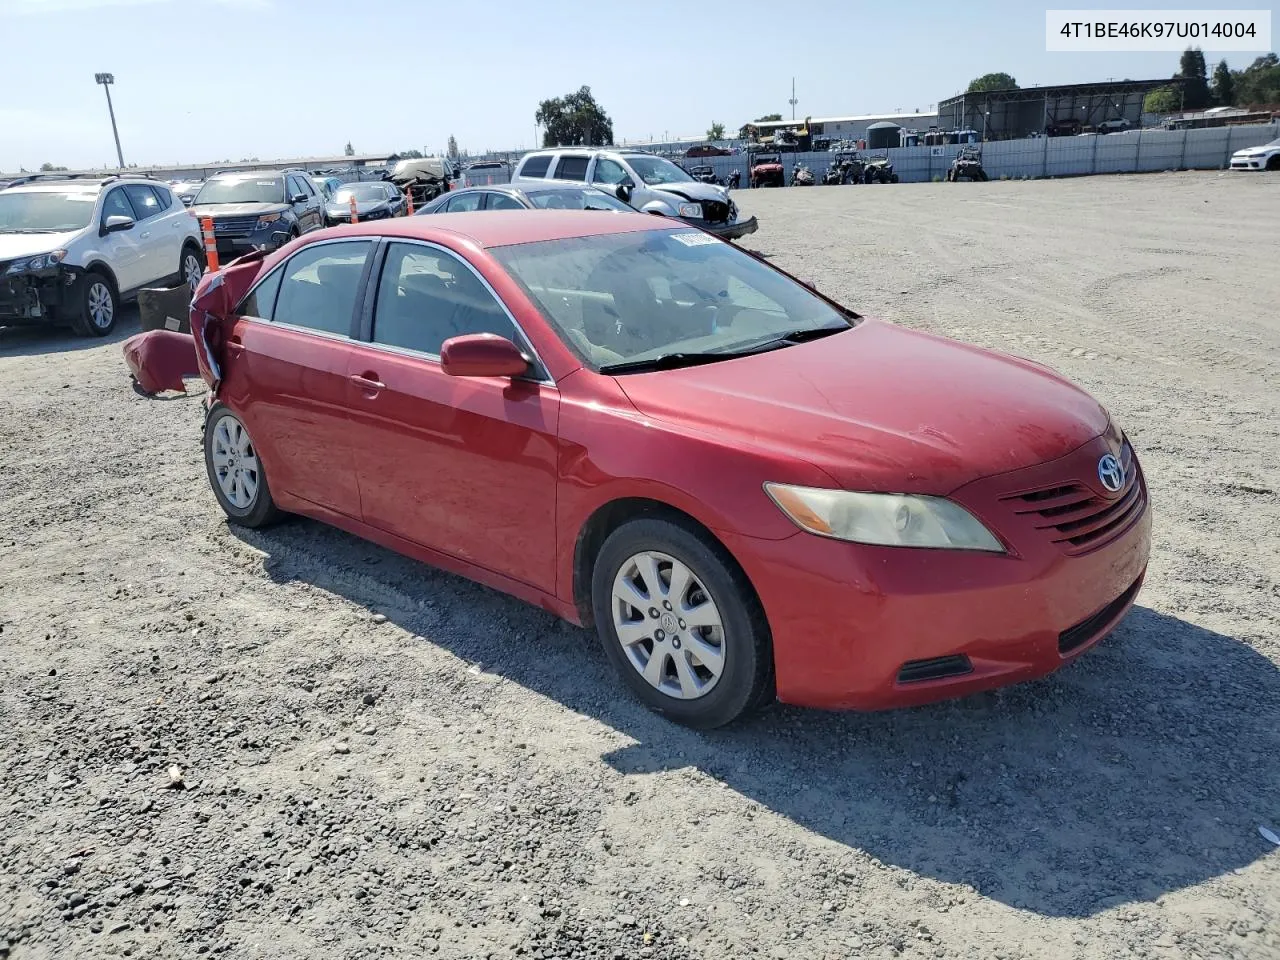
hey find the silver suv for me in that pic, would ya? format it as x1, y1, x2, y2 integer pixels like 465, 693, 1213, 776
512, 149, 758, 241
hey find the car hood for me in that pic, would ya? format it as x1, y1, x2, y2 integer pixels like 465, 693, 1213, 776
649, 181, 730, 203
190, 202, 289, 217
614, 319, 1109, 495
1233, 146, 1276, 156
0, 230, 81, 260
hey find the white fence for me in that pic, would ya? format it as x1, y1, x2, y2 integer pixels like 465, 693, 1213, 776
684, 124, 1279, 185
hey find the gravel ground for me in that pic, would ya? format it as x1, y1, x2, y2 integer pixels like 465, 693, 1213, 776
1, 172, 1278, 960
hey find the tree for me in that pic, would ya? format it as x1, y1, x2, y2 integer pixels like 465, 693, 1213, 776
706, 122, 726, 141
39, 162, 67, 172
967, 73, 1018, 93
447, 136, 459, 160
397, 149, 423, 159
1176, 46, 1210, 109
1143, 86, 1181, 114
535, 86, 614, 147
344, 141, 355, 156
1234, 53, 1280, 107
1211, 59, 1236, 105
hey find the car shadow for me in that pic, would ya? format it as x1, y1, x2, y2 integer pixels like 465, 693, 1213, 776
231, 518, 1278, 919
0, 304, 140, 357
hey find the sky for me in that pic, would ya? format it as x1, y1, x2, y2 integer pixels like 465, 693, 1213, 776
1, 0, 1274, 172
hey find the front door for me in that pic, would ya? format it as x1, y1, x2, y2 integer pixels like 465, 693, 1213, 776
344, 240, 560, 592
220, 238, 374, 518
97, 186, 145, 292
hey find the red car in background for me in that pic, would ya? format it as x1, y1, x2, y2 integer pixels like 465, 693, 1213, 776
178, 212, 1150, 728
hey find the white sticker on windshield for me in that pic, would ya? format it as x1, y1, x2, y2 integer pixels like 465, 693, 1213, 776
670, 232, 719, 247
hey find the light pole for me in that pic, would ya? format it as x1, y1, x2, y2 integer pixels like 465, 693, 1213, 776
95, 73, 125, 169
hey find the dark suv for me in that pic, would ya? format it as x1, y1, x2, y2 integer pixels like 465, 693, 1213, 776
189, 169, 324, 262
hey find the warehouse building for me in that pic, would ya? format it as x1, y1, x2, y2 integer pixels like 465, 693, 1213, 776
937, 79, 1179, 139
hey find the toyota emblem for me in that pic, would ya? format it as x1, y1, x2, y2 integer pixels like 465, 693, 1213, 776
1097, 453, 1125, 493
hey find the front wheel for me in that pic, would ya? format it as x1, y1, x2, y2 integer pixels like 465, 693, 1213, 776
591, 517, 774, 728
69, 272, 118, 337
181, 245, 205, 291
204, 404, 282, 528
1266, 155, 1280, 171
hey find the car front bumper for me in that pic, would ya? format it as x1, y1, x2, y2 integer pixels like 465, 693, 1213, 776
1229, 157, 1264, 169
721, 437, 1152, 710
0, 264, 84, 325
215, 228, 293, 261
697, 215, 759, 241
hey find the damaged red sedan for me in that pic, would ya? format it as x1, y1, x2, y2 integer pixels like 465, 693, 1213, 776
167, 212, 1150, 728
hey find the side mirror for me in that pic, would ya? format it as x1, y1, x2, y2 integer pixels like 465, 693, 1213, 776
615, 178, 634, 203
801, 278, 818, 291
290, 193, 309, 204
440, 333, 530, 378
102, 215, 134, 234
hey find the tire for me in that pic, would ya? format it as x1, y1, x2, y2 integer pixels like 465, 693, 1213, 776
203, 404, 282, 528
1266, 155, 1280, 171
69, 270, 118, 337
180, 244, 205, 291
890, 173, 899, 183
863, 168, 875, 184
590, 516, 774, 728
977, 169, 989, 182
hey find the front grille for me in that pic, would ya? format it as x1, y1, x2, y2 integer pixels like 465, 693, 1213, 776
213, 216, 259, 237
897, 654, 973, 684
1058, 577, 1142, 655
701, 200, 730, 224
1000, 443, 1144, 556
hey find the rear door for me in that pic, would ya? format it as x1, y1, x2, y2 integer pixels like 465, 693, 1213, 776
220, 238, 374, 518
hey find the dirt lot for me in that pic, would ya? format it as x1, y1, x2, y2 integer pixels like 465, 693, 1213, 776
1, 173, 1278, 960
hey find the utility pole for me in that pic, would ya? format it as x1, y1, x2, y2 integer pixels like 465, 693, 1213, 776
788, 77, 798, 121
95, 73, 125, 169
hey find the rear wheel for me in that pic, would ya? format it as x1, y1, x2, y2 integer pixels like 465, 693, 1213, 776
69, 271, 118, 337
181, 244, 204, 290
204, 404, 282, 528
591, 517, 773, 728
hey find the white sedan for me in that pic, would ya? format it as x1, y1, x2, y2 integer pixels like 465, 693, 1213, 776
1230, 137, 1280, 171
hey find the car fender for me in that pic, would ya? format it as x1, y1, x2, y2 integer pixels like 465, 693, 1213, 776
639, 198, 677, 216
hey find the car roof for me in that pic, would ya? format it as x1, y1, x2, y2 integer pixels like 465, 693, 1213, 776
313, 210, 673, 249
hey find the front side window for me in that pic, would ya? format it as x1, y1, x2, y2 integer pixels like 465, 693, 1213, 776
445, 193, 483, 213
372, 242, 515, 356
101, 187, 137, 224
591, 158, 628, 185
555, 156, 589, 181
519, 155, 552, 178
194, 176, 286, 205
491, 229, 851, 370
271, 240, 371, 336
124, 185, 163, 220
241, 268, 283, 319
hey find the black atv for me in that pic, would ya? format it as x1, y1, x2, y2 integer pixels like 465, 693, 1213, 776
822, 152, 865, 185
862, 155, 899, 184
946, 146, 988, 181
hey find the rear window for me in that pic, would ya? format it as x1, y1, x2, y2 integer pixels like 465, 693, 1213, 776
519, 155, 552, 178
555, 156, 589, 181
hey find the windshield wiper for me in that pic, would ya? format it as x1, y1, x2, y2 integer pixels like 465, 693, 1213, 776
0, 228, 59, 234
599, 352, 752, 374
722, 325, 850, 353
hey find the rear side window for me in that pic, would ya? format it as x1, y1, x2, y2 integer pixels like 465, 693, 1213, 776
271, 240, 372, 336
241, 269, 283, 319
519, 155, 552, 178
556, 156, 588, 181
444, 193, 482, 213
486, 193, 523, 210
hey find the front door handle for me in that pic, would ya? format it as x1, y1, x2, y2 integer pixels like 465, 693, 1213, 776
350, 372, 385, 391
140, 231, 151, 239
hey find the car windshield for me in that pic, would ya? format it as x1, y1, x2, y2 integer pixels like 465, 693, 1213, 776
624, 156, 694, 185
332, 183, 388, 203
0, 190, 97, 233
193, 176, 285, 205
527, 189, 631, 212
492, 228, 853, 371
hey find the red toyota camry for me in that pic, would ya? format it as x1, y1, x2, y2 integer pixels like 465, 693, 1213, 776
180, 211, 1150, 728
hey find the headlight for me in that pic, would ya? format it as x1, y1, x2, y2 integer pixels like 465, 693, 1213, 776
764, 483, 1005, 552
6, 249, 66, 274
677, 202, 703, 218
255, 213, 283, 230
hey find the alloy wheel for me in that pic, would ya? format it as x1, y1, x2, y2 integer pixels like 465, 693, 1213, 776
87, 281, 114, 331
183, 252, 204, 290
611, 550, 726, 700
210, 415, 261, 509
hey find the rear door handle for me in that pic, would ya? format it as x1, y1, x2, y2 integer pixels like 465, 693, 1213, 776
350, 372, 385, 391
